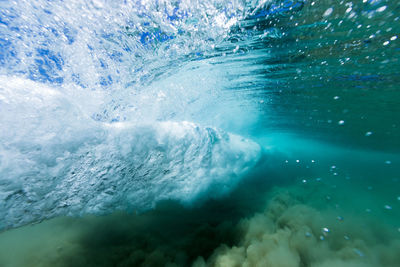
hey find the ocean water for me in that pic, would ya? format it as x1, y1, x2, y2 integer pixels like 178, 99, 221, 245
0, 0, 399, 266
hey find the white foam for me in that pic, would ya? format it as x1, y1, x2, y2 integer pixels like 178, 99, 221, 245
0, 77, 261, 229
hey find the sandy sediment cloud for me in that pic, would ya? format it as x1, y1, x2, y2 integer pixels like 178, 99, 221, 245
195, 191, 400, 267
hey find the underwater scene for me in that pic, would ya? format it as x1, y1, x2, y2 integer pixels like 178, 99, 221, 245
0, 0, 399, 266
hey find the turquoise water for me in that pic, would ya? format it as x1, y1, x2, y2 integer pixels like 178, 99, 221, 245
0, 0, 399, 266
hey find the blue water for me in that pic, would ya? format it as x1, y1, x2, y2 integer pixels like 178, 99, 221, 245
0, 1, 399, 266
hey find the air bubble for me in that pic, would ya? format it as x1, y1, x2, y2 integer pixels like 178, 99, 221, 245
323, 8, 333, 17
377, 6, 387, 12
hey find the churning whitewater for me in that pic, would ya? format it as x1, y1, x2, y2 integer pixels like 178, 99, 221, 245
0, 75, 261, 229
0, 0, 283, 229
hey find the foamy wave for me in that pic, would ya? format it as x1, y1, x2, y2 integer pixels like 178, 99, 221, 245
0, 77, 261, 229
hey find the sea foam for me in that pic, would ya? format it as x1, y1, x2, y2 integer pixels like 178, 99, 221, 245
0, 76, 261, 229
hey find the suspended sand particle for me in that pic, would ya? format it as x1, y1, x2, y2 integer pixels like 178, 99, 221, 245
353, 248, 364, 257
365, 131, 373, 136
338, 120, 345, 125
384, 205, 392, 210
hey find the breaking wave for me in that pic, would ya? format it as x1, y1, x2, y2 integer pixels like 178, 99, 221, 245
0, 75, 261, 229
0, 0, 308, 229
